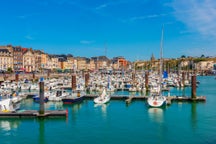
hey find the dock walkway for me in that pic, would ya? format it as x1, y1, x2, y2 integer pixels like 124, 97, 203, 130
0, 110, 67, 118
84, 94, 206, 104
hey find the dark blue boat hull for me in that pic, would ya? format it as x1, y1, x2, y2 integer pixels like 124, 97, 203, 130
62, 96, 84, 104
33, 96, 49, 103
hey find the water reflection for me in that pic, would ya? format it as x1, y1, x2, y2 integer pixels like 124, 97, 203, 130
191, 102, 197, 130
148, 108, 164, 124
63, 102, 83, 123
38, 119, 45, 144
45, 101, 64, 110
0, 120, 20, 131
94, 103, 108, 119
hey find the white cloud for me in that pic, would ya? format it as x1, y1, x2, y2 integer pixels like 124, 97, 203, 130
171, 0, 216, 38
130, 14, 167, 21
95, 4, 108, 10
80, 40, 94, 44
25, 35, 34, 40
17, 15, 27, 19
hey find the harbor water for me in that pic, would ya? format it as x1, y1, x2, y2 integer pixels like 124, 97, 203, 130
1, 76, 216, 144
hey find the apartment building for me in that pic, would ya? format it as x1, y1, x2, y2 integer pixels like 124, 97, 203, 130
23, 48, 35, 72
77, 57, 87, 70
0, 49, 13, 71
13, 46, 23, 71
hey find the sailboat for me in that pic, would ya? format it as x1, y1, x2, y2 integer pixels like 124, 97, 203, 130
0, 98, 20, 112
147, 26, 166, 107
94, 88, 110, 104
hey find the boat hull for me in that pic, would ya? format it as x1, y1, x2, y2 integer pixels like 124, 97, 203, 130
147, 96, 166, 108
0, 99, 20, 112
94, 96, 110, 104
62, 96, 84, 104
33, 96, 49, 103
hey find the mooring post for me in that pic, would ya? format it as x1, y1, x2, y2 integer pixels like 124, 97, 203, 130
15, 73, 19, 82
85, 73, 89, 88
47, 70, 50, 78
32, 72, 35, 81
182, 71, 185, 87
39, 77, 45, 115
132, 72, 135, 82
82, 71, 85, 78
191, 75, 196, 99
145, 72, 149, 92
187, 72, 190, 82
72, 74, 76, 90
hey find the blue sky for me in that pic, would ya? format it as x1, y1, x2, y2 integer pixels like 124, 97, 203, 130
0, 0, 216, 61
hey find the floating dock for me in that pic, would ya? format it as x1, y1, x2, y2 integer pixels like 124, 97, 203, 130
0, 110, 67, 118
84, 94, 206, 104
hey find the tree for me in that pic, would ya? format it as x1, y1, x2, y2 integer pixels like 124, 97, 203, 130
7, 67, 13, 73
201, 54, 205, 58
181, 55, 186, 58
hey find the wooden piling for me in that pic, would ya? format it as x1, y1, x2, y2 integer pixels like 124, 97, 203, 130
182, 71, 185, 87
145, 72, 149, 91
15, 73, 19, 82
47, 70, 50, 78
85, 73, 89, 88
166, 62, 170, 74
39, 78, 45, 115
191, 75, 196, 99
82, 71, 85, 78
132, 72, 135, 81
32, 72, 35, 81
187, 72, 190, 82
72, 74, 76, 90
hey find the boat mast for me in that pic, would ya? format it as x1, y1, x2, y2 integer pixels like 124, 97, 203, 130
159, 25, 164, 95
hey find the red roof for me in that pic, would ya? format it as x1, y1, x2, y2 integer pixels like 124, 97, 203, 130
22, 48, 28, 53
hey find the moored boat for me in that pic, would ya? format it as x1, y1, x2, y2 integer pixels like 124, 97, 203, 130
94, 88, 110, 104
147, 95, 166, 107
33, 95, 49, 103
147, 25, 166, 108
62, 90, 85, 104
0, 99, 20, 112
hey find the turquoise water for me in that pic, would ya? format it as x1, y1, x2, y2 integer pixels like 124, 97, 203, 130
1, 76, 216, 144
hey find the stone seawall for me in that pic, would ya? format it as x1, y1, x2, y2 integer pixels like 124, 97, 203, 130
0, 73, 71, 82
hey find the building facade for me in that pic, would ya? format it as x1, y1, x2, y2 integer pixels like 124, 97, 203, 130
13, 46, 23, 71
0, 49, 13, 71
77, 57, 87, 70
23, 49, 35, 72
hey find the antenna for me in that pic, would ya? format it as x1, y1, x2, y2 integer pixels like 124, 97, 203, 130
160, 25, 164, 77
159, 25, 164, 95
